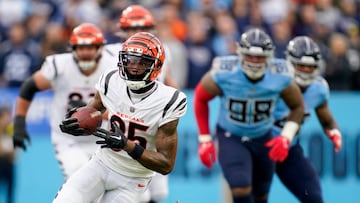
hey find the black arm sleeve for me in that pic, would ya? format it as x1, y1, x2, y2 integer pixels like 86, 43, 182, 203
19, 76, 40, 101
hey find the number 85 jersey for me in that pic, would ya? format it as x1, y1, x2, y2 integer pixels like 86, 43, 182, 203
95, 68, 187, 178
211, 56, 294, 139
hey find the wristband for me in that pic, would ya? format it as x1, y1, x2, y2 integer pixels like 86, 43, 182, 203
327, 129, 341, 137
281, 121, 299, 142
128, 144, 145, 160
199, 134, 212, 143
19, 77, 39, 101
15, 115, 26, 129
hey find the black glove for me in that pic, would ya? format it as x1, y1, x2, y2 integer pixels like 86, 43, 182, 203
59, 108, 85, 136
94, 122, 128, 150
13, 115, 31, 151
67, 100, 86, 111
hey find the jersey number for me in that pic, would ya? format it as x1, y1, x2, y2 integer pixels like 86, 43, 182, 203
110, 115, 149, 148
67, 92, 95, 110
228, 99, 273, 124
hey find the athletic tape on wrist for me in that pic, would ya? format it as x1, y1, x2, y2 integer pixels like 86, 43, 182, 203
128, 144, 145, 160
327, 129, 341, 137
281, 121, 299, 142
198, 134, 212, 143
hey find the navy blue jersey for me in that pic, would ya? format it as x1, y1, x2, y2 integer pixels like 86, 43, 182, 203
211, 56, 294, 138
273, 76, 330, 135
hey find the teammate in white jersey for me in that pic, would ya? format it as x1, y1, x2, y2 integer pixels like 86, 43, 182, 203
12, 23, 116, 179
104, 5, 178, 89
104, 5, 178, 202
56, 32, 187, 203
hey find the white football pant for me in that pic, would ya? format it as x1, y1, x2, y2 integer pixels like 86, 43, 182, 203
53, 156, 151, 203
140, 173, 169, 202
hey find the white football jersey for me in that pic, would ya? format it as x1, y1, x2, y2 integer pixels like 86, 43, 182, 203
103, 42, 122, 58
40, 51, 118, 144
156, 45, 172, 84
94, 68, 187, 178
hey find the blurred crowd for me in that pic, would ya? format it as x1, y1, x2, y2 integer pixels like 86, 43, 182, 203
0, 0, 359, 90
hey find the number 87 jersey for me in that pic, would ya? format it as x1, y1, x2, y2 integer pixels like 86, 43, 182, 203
94, 68, 187, 178
211, 56, 294, 139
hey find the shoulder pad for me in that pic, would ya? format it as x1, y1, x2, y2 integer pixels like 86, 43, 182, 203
103, 43, 122, 57
97, 68, 118, 95
162, 90, 187, 118
268, 58, 294, 77
41, 53, 73, 78
313, 76, 329, 89
210, 56, 238, 73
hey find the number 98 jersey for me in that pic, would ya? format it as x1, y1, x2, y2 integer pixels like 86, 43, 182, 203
211, 56, 294, 139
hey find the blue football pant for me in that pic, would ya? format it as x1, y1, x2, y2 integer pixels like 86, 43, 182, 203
217, 126, 275, 197
276, 144, 323, 203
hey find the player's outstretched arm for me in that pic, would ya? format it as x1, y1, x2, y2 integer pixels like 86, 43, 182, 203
266, 81, 304, 162
194, 72, 220, 168
315, 101, 342, 152
281, 81, 305, 125
14, 71, 51, 151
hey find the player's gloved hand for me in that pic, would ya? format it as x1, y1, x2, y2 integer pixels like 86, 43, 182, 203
265, 135, 290, 162
59, 108, 84, 136
198, 134, 216, 168
94, 122, 128, 151
67, 100, 86, 111
13, 115, 31, 151
326, 129, 342, 152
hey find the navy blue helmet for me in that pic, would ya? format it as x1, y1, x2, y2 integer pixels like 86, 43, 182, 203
286, 36, 322, 87
237, 28, 274, 79
286, 36, 322, 67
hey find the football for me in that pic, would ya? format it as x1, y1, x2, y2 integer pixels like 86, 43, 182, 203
71, 106, 102, 135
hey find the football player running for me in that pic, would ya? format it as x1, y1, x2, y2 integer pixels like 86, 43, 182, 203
55, 32, 187, 203
12, 23, 116, 179
105, 5, 178, 203
194, 28, 304, 203
271, 36, 342, 203
105, 4, 178, 89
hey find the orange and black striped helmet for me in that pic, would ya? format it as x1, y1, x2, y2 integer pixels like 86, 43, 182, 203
118, 32, 165, 90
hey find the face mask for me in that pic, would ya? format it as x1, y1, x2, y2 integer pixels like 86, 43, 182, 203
125, 80, 147, 90
78, 60, 96, 71
294, 69, 318, 87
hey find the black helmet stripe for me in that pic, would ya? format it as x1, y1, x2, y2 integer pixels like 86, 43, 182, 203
127, 34, 161, 57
